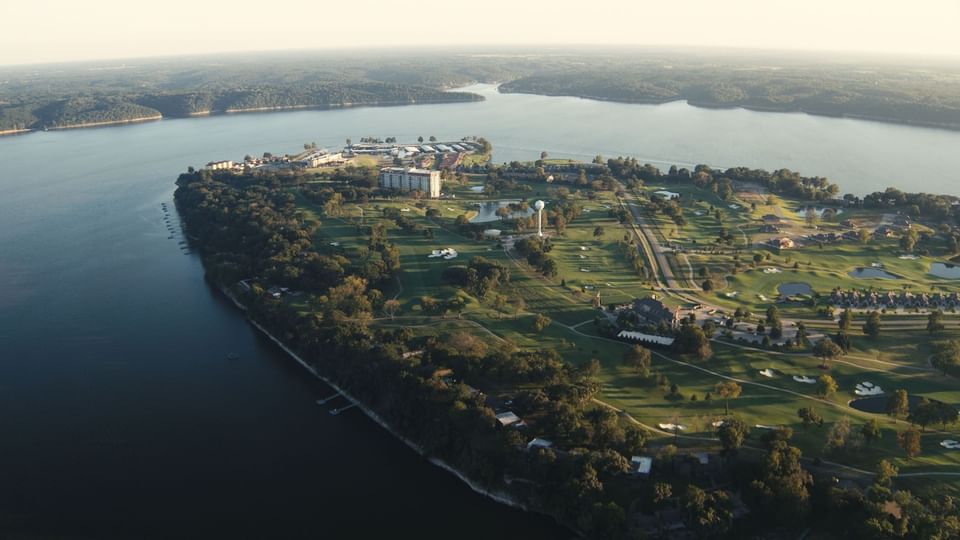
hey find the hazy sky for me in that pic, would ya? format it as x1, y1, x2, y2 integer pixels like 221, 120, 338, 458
3, 0, 960, 65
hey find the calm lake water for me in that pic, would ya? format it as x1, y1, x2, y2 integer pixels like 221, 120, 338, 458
3, 82, 960, 538
470, 200, 536, 223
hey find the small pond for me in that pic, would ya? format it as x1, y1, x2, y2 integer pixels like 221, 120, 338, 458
930, 262, 960, 279
470, 200, 537, 223
849, 394, 938, 414
778, 282, 813, 296
849, 267, 900, 280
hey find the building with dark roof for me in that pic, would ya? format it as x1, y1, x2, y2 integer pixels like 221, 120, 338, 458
631, 298, 681, 328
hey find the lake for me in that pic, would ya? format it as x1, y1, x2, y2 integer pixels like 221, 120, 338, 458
0, 116, 569, 538
930, 262, 960, 279
3, 82, 960, 538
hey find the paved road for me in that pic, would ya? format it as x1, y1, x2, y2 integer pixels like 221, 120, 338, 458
619, 194, 687, 291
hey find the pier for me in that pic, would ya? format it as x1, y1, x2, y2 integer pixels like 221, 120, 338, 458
315, 392, 343, 405
330, 403, 358, 416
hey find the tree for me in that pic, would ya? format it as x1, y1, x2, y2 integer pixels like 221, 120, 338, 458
823, 416, 852, 454
906, 397, 956, 432
816, 374, 839, 397
674, 324, 712, 360
749, 441, 813, 525
858, 228, 871, 244
715, 381, 742, 415
797, 407, 823, 430
862, 310, 881, 338
622, 344, 652, 378
875, 459, 898, 488
653, 482, 672, 505
717, 417, 749, 452
511, 294, 526, 318
532, 313, 551, 333
887, 389, 910, 422
931, 340, 960, 376
897, 427, 922, 459
492, 294, 508, 318
682, 485, 733, 538
795, 322, 809, 348
900, 227, 919, 252
861, 418, 882, 446
593, 226, 604, 238
927, 310, 945, 334
553, 213, 566, 235
838, 309, 853, 333
383, 299, 401, 319
540, 150, 548, 160
813, 337, 842, 368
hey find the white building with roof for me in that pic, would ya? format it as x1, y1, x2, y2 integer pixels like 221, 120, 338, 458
379, 167, 442, 198
495, 411, 522, 427
526, 438, 553, 451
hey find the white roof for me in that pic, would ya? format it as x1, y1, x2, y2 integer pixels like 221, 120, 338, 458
630, 456, 652, 474
496, 411, 521, 426
617, 331, 675, 346
526, 438, 553, 450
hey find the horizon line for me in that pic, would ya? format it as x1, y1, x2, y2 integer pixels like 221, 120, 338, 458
3, 43, 960, 70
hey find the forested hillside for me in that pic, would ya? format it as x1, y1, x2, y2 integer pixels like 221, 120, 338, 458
3, 48, 960, 132
0, 81, 481, 131
499, 60, 960, 129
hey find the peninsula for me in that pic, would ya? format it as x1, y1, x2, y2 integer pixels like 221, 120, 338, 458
175, 138, 960, 539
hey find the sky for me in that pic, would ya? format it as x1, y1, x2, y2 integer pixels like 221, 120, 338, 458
3, 0, 960, 66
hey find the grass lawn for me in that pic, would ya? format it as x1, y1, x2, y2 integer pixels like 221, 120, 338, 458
297, 173, 960, 477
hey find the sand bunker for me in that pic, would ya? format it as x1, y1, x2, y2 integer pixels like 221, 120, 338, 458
429, 248, 458, 260
854, 381, 883, 396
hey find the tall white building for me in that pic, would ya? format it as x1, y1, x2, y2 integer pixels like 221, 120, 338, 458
378, 167, 442, 198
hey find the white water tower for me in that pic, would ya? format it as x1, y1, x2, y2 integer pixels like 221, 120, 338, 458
534, 200, 545, 237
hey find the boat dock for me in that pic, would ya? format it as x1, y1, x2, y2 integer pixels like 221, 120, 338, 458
315, 392, 343, 405
330, 403, 358, 416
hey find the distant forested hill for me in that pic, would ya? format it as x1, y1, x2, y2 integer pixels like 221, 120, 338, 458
0, 55, 489, 131
3, 48, 960, 132
499, 61, 960, 129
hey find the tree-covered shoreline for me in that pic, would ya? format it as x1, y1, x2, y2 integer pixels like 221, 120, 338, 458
0, 82, 481, 132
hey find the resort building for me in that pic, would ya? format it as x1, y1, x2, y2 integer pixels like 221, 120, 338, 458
205, 160, 235, 170
300, 150, 343, 168
378, 167, 442, 198
631, 297, 682, 329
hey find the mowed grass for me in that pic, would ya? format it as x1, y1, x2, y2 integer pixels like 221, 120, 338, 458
297, 177, 960, 474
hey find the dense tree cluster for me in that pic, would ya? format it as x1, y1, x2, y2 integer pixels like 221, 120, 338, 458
514, 237, 559, 277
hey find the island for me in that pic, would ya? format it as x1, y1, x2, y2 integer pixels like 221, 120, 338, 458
174, 137, 960, 539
